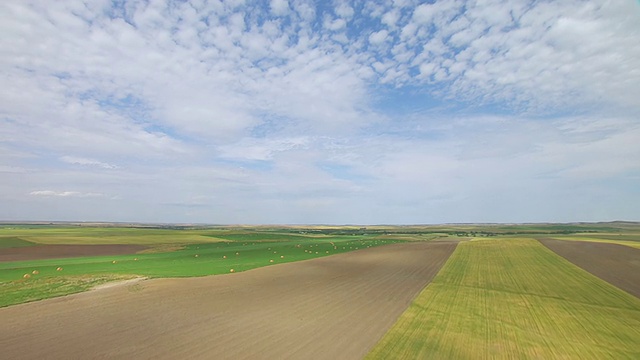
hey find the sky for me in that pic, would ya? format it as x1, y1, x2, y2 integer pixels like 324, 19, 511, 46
1, 0, 639, 225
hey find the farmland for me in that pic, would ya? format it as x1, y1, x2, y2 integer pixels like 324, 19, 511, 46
366, 238, 640, 359
0, 227, 405, 307
1, 222, 640, 359
0, 241, 457, 360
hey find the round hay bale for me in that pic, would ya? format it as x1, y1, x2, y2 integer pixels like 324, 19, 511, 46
280, 255, 284, 258
269, 259, 274, 263
230, 269, 235, 273
326, 251, 329, 254
134, 258, 138, 261
56, 267, 63, 271
223, 255, 227, 259
195, 254, 199, 258
32, 270, 39, 275
23, 274, 31, 279
112, 260, 117, 264
273, 251, 277, 254
235, 252, 239, 255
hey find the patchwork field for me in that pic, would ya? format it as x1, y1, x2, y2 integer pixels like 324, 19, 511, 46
0, 230, 404, 307
366, 238, 640, 359
0, 226, 226, 245
2, 223, 639, 359
0, 241, 457, 360
539, 238, 640, 298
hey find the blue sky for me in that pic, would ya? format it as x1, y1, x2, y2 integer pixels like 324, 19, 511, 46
1, 0, 639, 224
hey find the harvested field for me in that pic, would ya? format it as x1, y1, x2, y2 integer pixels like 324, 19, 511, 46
0, 244, 148, 262
539, 238, 640, 298
0, 241, 456, 360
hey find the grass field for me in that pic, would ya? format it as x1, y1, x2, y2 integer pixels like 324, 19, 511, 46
0, 231, 401, 307
366, 238, 640, 359
0, 237, 37, 248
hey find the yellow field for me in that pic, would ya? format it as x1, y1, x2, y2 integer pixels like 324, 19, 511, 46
367, 238, 640, 359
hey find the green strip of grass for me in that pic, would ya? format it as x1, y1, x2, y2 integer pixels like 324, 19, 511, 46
0, 236, 401, 307
0, 275, 139, 307
0, 237, 37, 248
366, 238, 640, 359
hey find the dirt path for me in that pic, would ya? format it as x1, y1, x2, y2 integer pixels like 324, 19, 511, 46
0, 244, 148, 262
538, 238, 640, 298
0, 241, 457, 360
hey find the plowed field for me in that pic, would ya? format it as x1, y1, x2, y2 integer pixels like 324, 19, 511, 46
0, 241, 456, 360
538, 238, 640, 298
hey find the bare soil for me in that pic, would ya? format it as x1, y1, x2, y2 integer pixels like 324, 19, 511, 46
0, 244, 148, 262
538, 238, 640, 298
0, 241, 457, 360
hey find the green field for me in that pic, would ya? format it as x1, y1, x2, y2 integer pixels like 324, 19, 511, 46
367, 238, 640, 359
0, 228, 402, 307
0, 237, 37, 248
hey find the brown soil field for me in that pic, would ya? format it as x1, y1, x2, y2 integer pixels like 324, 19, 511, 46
0, 244, 148, 262
0, 241, 457, 360
539, 238, 640, 298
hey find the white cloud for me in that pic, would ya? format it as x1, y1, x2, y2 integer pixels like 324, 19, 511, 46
270, 0, 290, 16
369, 30, 389, 45
412, 3, 437, 24
334, 3, 354, 19
324, 17, 346, 31
60, 156, 118, 169
30, 190, 105, 198
418, 63, 436, 78
381, 10, 400, 28
408, 0, 640, 112
291, 0, 316, 22
218, 137, 310, 161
